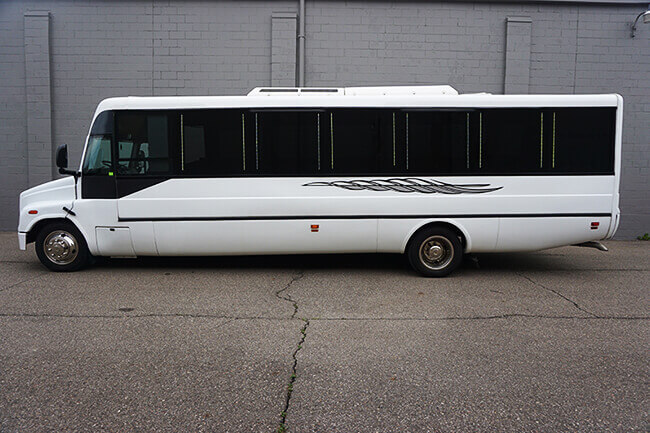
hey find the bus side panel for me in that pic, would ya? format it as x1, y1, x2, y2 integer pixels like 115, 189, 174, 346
116, 175, 615, 256
128, 221, 157, 255
496, 216, 611, 252
71, 199, 117, 256
73, 200, 157, 256
152, 219, 377, 256
377, 218, 499, 253
117, 176, 616, 221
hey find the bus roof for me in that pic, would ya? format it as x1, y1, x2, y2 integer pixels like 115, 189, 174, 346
94, 86, 621, 114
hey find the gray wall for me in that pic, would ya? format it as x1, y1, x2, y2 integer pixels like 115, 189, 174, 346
0, 0, 648, 238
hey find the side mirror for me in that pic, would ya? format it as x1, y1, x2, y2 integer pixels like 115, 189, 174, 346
56, 144, 78, 176
56, 144, 68, 170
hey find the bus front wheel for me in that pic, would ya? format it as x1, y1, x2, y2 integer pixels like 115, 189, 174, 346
35, 221, 91, 272
407, 227, 463, 277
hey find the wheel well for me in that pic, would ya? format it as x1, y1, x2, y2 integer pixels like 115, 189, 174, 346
406, 221, 467, 252
26, 218, 71, 244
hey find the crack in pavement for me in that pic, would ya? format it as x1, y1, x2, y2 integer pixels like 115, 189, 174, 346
275, 271, 305, 319
517, 273, 599, 318
273, 271, 309, 432
277, 319, 309, 433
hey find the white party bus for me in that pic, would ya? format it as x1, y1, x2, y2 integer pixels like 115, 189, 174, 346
17, 85, 622, 276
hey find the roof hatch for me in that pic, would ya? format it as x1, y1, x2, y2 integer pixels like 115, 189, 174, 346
247, 85, 458, 96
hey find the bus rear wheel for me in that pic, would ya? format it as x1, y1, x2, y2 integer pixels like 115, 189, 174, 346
35, 221, 91, 272
407, 227, 462, 277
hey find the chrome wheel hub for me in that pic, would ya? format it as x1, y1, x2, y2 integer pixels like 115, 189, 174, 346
419, 235, 454, 271
43, 230, 78, 265
427, 244, 444, 260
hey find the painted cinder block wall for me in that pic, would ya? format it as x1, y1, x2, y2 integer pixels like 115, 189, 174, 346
0, 0, 648, 237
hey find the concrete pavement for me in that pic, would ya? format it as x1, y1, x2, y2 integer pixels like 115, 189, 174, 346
0, 232, 647, 432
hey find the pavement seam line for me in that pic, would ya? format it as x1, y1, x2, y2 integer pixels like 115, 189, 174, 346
0, 272, 48, 293
0, 260, 38, 263
277, 318, 309, 433
275, 271, 305, 319
0, 313, 284, 320
0, 313, 647, 320
518, 273, 599, 318
310, 314, 650, 320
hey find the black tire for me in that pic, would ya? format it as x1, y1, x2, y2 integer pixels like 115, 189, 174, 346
35, 221, 91, 272
407, 226, 463, 277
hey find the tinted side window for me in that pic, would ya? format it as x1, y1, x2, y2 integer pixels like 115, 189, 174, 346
114, 107, 616, 177
406, 111, 470, 174
181, 109, 245, 175
256, 111, 321, 174
116, 112, 175, 175
481, 109, 542, 173
552, 107, 615, 174
329, 110, 394, 174
90, 110, 114, 135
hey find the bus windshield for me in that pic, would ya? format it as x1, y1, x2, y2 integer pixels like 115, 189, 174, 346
82, 135, 112, 175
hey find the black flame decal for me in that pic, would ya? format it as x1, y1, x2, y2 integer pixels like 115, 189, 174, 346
303, 178, 502, 194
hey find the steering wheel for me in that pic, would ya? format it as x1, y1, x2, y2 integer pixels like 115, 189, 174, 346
102, 160, 129, 174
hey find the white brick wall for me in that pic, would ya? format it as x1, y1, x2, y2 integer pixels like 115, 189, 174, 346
0, 0, 647, 238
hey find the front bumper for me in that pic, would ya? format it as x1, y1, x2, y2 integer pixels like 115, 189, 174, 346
18, 232, 26, 250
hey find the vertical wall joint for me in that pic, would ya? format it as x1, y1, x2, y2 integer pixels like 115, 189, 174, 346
504, 16, 532, 94
24, 10, 53, 185
271, 12, 298, 87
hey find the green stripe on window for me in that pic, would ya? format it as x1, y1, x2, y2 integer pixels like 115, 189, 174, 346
552, 112, 556, 169
241, 113, 245, 171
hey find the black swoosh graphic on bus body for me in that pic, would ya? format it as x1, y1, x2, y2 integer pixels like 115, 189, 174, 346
303, 178, 503, 194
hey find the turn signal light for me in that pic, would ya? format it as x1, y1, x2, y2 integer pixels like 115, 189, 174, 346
28, 210, 38, 215
590, 221, 599, 230
311, 224, 319, 232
